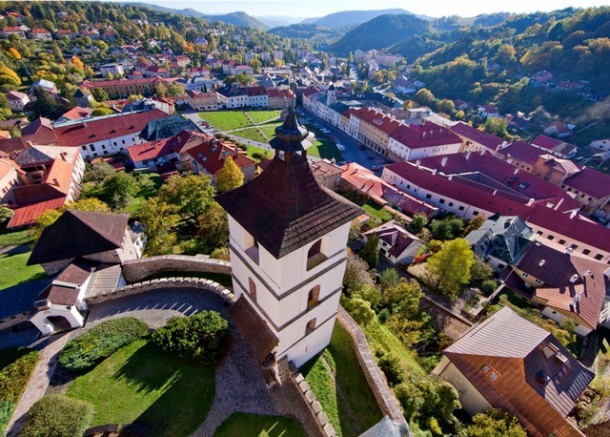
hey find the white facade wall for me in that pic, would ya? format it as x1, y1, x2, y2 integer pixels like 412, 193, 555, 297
8, 96, 29, 112
382, 167, 491, 220
228, 216, 350, 368
434, 357, 493, 416
540, 307, 592, 336
78, 132, 145, 160
0, 165, 19, 204
590, 139, 610, 152
247, 95, 268, 108
528, 223, 610, 264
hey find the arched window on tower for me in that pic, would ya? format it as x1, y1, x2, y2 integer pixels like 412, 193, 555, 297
305, 317, 317, 335
307, 285, 320, 310
247, 277, 257, 301
307, 239, 327, 270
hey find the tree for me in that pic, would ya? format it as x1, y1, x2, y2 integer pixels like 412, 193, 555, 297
379, 268, 399, 291
415, 88, 436, 106
152, 311, 231, 363
70, 56, 84, 70
484, 117, 509, 138
343, 254, 375, 293
31, 89, 64, 120
7, 47, 21, 60
464, 215, 486, 235
360, 234, 379, 269
342, 296, 375, 326
158, 174, 216, 222
427, 238, 475, 299
0, 65, 22, 91
198, 202, 229, 250
154, 82, 168, 97
408, 213, 427, 234
91, 87, 109, 102
0, 205, 14, 227
65, 198, 111, 213
100, 172, 139, 209
470, 256, 493, 282
216, 157, 244, 193
82, 162, 115, 183
459, 409, 526, 437
138, 198, 180, 255
167, 82, 184, 97
30, 209, 62, 244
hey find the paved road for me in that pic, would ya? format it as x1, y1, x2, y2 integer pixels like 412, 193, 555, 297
296, 105, 389, 174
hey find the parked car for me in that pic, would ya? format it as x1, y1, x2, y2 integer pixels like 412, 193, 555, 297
336, 144, 346, 152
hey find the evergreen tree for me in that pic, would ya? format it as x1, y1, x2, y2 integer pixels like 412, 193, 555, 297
360, 233, 379, 269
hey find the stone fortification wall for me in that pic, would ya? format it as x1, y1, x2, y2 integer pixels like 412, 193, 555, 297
336, 306, 411, 434
121, 255, 231, 283
86, 277, 235, 306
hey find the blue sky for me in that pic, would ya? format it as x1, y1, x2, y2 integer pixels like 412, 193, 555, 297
120, 0, 610, 18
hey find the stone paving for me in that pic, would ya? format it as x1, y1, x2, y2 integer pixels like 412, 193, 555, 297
5, 333, 70, 437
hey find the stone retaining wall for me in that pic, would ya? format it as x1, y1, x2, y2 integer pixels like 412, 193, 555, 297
85, 277, 236, 306
121, 255, 231, 284
291, 369, 336, 437
336, 306, 411, 434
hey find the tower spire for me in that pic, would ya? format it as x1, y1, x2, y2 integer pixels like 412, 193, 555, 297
270, 107, 310, 153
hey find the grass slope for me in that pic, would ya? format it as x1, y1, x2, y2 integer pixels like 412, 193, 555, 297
0, 230, 34, 247
214, 413, 305, 437
302, 324, 383, 437
0, 251, 45, 289
67, 339, 215, 437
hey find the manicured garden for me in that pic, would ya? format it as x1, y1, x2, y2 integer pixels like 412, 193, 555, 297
28, 314, 233, 437
215, 413, 305, 437
0, 251, 46, 289
246, 110, 281, 125
302, 324, 383, 437
234, 127, 268, 143
362, 201, 394, 223
246, 145, 272, 162
307, 138, 343, 161
199, 111, 252, 131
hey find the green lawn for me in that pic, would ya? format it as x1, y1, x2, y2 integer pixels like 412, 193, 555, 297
0, 229, 34, 247
200, 111, 252, 131
246, 110, 281, 125
307, 138, 343, 161
67, 339, 216, 437
214, 413, 305, 437
302, 324, 383, 437
246, 146, 272, 162
0, 251, 46, 289
234, 128, 268, 143
260, 124, 282, 140
125, 173, 163, 215
362, 201, 393, 223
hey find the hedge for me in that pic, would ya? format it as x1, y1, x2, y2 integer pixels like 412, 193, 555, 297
152, 311, 231, 363
0, 348, 40, 435
21, 395, 93, 437
59, 318, 148, 372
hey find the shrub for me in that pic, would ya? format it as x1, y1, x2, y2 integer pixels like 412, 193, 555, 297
21, 395, 93, 437
376, 352, 404, 386
0, 349, 40, 435
152, 311, 231, 363
59, 318, 148, 372
481, 279, 499, 295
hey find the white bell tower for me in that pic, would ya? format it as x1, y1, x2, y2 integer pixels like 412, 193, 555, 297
218, 108, 362, 370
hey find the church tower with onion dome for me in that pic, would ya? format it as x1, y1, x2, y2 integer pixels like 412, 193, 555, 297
217, 108, 362, 377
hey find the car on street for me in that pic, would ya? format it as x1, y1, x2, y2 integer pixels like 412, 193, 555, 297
336, 144, 346, 152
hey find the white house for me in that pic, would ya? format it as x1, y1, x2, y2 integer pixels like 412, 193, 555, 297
6, 90, 29, 112
363, 220, 422, 265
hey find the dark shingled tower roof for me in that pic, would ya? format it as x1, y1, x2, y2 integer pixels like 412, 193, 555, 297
28, 210, 129, 265
217, 108, 362, 258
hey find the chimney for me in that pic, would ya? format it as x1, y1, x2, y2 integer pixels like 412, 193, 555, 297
570, 210, 578, 219
415, 160, 421, 168
60, 152, 67, 161
527, 198, 535, 206
441, 156, 448, 168
52, 178, 59, 186
539, 259, 546, 267
465, 151, 471, 160
432, 169, 437, 176
26, 141, 33, 148
514, 168, 519, 175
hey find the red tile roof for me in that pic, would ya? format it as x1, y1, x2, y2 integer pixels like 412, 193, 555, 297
127, 130, 193, 163
347, 107, 401, 135
185, 138, 255, 176
500, 141, 544, 166
384, 161, 610, 253
449, 122, 504, 150
531, 134, 562, 151
563, 167, 610, 199
417, 152, 580, 213
6, 198, 67, 229
60, 106, 92, 121
79, 77, 172, 89
443, 306, 592, 437
54, 109, 167, 147
390, 121, 462, 149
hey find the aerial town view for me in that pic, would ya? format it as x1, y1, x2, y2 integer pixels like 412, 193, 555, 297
0, 0, 610, 436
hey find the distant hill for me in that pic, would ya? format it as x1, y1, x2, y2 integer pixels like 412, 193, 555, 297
331, 14, 431, 55
126, 3, 269, 30
255, 15, 306, 28
302, 8, 422, 28
268, 23, 349, 42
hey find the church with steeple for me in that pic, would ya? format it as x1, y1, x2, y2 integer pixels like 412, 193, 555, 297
218, 108, 362, 380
